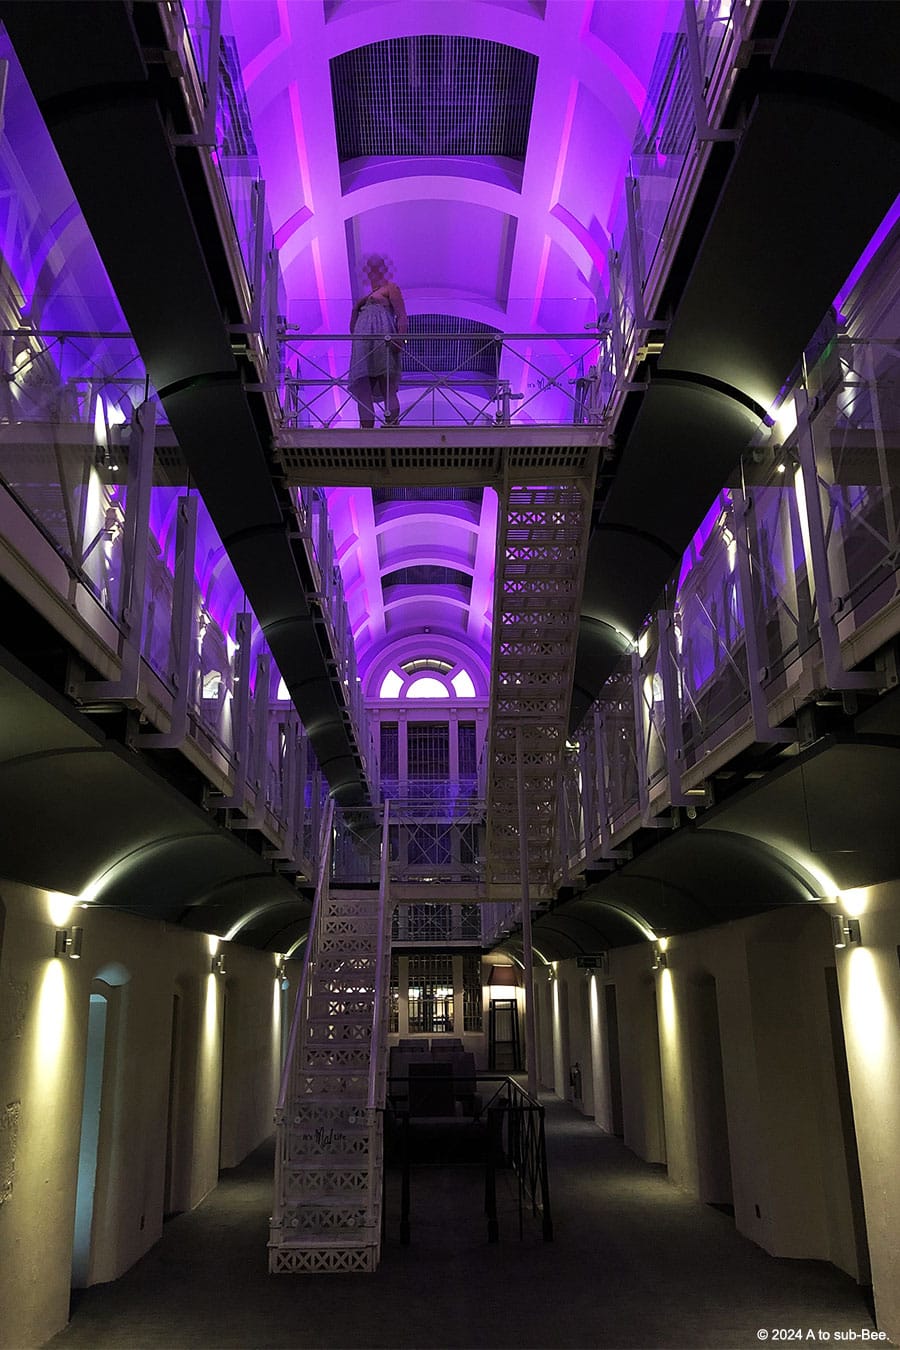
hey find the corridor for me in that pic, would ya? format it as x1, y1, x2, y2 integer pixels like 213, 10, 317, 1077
49, 1099, 881, 1350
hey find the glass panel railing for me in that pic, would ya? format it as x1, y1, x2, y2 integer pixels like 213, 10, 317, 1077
810, 340, 900, 637
743, 468, 810, 696
167, 3, 275, 358
597, 660, 640, 832
636, 619, 669, 791
178, 0, 215, 96
624, 2, 747, 335
279, 329, 611, 430
568, 321, 900, 874
0, 331, 154, 627
675, 493, 752, 769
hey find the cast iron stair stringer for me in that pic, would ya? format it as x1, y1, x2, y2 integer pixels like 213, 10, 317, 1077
269, 802, 392, 1272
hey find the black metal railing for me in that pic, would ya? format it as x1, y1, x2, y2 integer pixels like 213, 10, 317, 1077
388, 1072, 552, 1246
482, 1075, 553, 1243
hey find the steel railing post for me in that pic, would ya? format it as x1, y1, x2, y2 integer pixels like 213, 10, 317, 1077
515, 723, 539, 1099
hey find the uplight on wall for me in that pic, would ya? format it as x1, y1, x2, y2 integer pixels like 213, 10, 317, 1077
211, 951, 227, 976
651, 940, 668, 970
832, 914, 861, 949
488, 965, 518, 998
54, 926, 83, 960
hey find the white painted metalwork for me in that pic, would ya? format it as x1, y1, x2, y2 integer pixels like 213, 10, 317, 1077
274, 433, 603, 485
485, 463, 597, 898
279, 331, 612, 432
525, 332, 900, 902
269, 801, 393, 1274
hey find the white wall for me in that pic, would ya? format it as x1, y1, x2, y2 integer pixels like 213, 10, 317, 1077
533, 904, 884, 1327
830, 880, 900, 1342
0, 881, 282, 1350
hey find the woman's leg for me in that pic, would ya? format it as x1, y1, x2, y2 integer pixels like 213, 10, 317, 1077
355, 378, 376, 428
383, 351, 401, 425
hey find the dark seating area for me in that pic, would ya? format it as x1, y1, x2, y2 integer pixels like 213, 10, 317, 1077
388, 1045, 482, 1119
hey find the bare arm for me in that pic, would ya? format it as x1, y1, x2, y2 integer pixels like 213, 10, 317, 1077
387, 282, 408, 336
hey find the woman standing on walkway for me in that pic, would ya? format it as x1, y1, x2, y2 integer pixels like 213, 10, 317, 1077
348, 253, 407, 427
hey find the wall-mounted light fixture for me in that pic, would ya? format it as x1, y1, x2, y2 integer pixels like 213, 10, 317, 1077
577, 953, 609, 974
651, 941, 668, 970
832, 914, 861, 949
211, 951, 227, 976
488, 965, 519, 998
276, 957, 289, 990
54, 926, 83, 960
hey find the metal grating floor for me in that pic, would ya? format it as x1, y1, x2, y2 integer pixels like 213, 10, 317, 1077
274, 430, 606, 485
331, 37, 537, 161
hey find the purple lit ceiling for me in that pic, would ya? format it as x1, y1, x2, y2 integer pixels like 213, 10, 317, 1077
325, 485, 497, 692
224, 0, 681, 688
225, 0, 680, 330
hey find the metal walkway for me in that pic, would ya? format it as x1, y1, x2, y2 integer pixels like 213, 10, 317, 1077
273, 431, 605, 487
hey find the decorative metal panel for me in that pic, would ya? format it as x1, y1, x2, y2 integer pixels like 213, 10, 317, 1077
382, 565, 472, 591
331, 38, 537, 160
402, 315, 501, 379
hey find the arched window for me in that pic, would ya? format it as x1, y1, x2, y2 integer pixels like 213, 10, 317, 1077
406, 676, 449, 699
377, 662, 478, 699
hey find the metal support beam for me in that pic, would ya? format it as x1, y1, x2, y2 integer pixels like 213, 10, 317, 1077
227, 653, 272, 828
632, 650, 669, 828
795, 388, 881, 690
138, 492, 199, 747
657, 608, 695, 803
682, 0, 741, 144
515, 724, 539, 1099
210, 612, 254, 808
592, 707, 632, 861
579, 732, 597, 859
71, 399, 156, 702
170, 0, 221, 148
731, 488, 796, 741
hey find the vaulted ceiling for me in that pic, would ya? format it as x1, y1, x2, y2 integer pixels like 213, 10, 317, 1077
226, 0, 679, 332
223, 0, 681, 682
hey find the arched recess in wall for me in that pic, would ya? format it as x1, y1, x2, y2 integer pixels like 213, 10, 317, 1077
72, 965, 131, 1289
219, 975, 241, 1171
686, 973, 733, 1211
164, 976, 202, 1218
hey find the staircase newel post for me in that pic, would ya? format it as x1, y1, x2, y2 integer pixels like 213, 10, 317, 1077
515, 723, 539, 1098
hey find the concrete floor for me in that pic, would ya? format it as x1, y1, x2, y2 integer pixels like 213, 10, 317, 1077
49, 1099, 888, 1350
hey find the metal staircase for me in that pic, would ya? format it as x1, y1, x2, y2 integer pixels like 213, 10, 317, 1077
485, 464, 597, 896
269, 803, 392, 1273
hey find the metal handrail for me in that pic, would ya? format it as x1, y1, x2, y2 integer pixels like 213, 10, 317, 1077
481, 1075, 553, 1243
275, 797, 334, 1115
367, 798, 392, 1110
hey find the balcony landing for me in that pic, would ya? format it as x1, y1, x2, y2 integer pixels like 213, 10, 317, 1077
274, 427, 605, 486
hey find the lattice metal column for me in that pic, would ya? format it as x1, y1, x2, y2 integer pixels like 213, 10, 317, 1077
485, 462, 597, 1093
485, 466, 597, 894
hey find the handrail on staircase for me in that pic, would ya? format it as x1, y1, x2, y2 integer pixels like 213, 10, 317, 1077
276, 797, 335, 1115
367, 798, 392, 1110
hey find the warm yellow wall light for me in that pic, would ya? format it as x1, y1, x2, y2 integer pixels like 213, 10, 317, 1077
36, 961, 68, 1071
838, 887, 869, 918
845, 948, 887, 1065
48, 892, 75, 926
